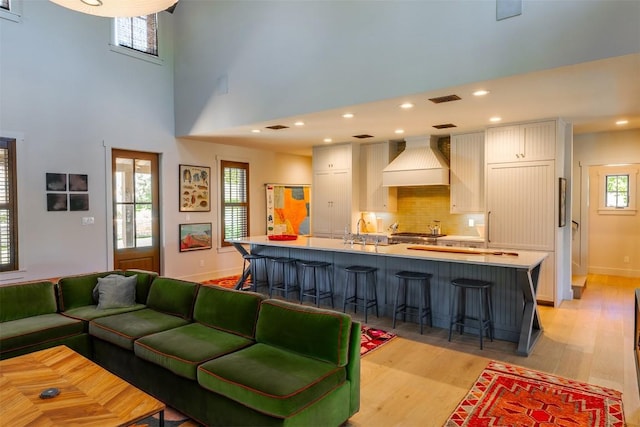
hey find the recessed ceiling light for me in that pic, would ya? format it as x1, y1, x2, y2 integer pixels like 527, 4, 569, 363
342, 113, 354, 119
294, 121, 305, 126
399, 102, 414, 109
323, 138, 332, 143
489, 117, 502, 122
394, 129, 405, 134
251, 129, 261, 133
473, 90, 490, 96
616, 119, 629, 125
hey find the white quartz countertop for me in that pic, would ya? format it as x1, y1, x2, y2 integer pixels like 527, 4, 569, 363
437, 235, 485, 242
230, 236, 547, 270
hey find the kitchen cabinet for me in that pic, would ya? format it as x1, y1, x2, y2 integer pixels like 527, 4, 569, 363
450, 132, 484, 213
312, 143, 358, 238
486, 161, 555, 251
485, 118, 571, 305
313, 143, 351, 171
486, 120, 556, 163
359, 141, 397, 212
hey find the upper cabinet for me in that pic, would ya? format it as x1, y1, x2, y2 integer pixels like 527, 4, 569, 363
486, 120, 556, 163
450, 132, 484, 213
313, 143, 352, 171
312, 143, 358, 238
359, 141, 397, 212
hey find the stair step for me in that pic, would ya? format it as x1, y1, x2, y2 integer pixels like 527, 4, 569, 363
572, 275, 587, 299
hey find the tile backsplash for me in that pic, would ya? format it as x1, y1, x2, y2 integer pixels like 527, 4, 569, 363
392, 186, 484, 236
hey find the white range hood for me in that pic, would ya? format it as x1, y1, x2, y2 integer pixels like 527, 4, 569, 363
382, 135, 450, 187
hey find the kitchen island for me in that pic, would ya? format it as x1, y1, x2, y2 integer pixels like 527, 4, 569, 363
230, 235, 547, 356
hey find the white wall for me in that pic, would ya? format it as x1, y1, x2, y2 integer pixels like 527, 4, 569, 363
0, 0, 312, 284
572, 129, 640, 277
173, 0, 640, 135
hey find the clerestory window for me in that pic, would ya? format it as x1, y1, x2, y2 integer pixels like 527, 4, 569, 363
115, 14, 158, 56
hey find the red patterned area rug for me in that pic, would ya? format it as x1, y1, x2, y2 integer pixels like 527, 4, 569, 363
202, 276, 397, 356
445, 360, 625, 427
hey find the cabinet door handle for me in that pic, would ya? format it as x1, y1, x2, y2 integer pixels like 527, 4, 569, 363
487, 211, 491, 243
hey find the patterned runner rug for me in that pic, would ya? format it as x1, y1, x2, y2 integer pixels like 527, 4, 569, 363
446, 360, 625, 427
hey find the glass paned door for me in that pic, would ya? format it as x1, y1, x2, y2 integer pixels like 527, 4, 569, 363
112, 149, 160, 272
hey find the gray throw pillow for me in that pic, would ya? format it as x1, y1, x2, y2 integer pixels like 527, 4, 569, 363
93, 274, 137, 310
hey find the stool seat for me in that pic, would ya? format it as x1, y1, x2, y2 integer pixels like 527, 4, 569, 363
241, 254, 269, 292
343, 265, 378, 323
392, 271, 432, 334
299, 260, 334, 308
449, 277, 494, 349
269, 258, 300, 300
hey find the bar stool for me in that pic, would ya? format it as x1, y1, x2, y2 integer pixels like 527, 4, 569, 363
448, 278, 494, 349
241, 254, 269, 293
269, 257, 300, 300
342, 265, 378, 323
392, 271, 433, 334
299, 261, 334, 308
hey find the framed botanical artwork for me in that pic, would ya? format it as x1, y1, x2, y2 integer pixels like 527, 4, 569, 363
179, 164, 210, 212
179, 223, 212, 252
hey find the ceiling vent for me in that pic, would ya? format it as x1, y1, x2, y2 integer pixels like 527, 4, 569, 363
265, 125, 289, 130
428, 94, 461, 104
352, 134, 374, 139
432, 123, 457, 129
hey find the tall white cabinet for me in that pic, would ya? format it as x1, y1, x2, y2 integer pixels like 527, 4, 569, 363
485, 119, 571, 305
450, 132, 484, 213
359, 141, 397, 212
312, 143, 359, 238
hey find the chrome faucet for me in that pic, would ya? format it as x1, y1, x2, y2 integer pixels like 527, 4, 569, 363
356, 218, 366, 235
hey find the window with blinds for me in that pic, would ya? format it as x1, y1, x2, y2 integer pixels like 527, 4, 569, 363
115, 14, 158, 56
0, 138, 18, 272
221, 161, 249, 247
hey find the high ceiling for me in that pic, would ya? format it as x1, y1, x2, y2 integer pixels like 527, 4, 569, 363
184, 53, 640, 157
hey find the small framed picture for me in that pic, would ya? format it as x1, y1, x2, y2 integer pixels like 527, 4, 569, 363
69, 193, 89, 211
179, 165, 210, 212
47, 193, 68, 211
46, 173, 67, 191
69, 174, 88, 192
179, 223, 212, 252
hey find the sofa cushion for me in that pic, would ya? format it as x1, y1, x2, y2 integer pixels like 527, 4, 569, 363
93, 274, 138, 309
0, 313, 84, 355
58, 270, 156, 311
89, 309, 190, 350
145, 277, 199, 320
198, 343, 346, 418
194, 285, 264, 338
255, 299, 352, 367
62, 304, 146, 324
0, 281, 57, 322
135, 323, 254, 380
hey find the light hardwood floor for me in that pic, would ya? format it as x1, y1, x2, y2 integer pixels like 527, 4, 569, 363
346, 274, 640, 427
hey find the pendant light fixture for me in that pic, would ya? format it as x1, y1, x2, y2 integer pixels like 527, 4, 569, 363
49, 0, 178, 17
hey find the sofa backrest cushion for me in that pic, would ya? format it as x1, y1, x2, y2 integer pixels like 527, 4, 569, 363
146, 277, 199, 320
0, 281, 57, 322
58, 270, 156, 311
193, 285, 265, 338
255, 299, 352, 367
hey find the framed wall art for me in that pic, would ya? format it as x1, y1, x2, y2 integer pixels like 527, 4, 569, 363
179, 164, 210, 212
559, 177, 567, 227
179, 223, 212, 252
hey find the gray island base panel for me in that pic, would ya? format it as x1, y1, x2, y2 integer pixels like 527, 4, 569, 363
229, 236, 548, 357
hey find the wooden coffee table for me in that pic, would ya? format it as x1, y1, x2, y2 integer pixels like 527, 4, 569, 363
0, 345, 165, 426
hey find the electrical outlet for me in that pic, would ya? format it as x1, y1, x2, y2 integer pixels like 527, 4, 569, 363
199, 260, 205, 267
468, 219, 475, 227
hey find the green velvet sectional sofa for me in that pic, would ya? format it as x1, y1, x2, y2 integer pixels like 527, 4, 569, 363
0, 271, 361, 426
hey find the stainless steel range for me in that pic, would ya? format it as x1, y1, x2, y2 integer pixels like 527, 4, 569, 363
388, 232, 447, 245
